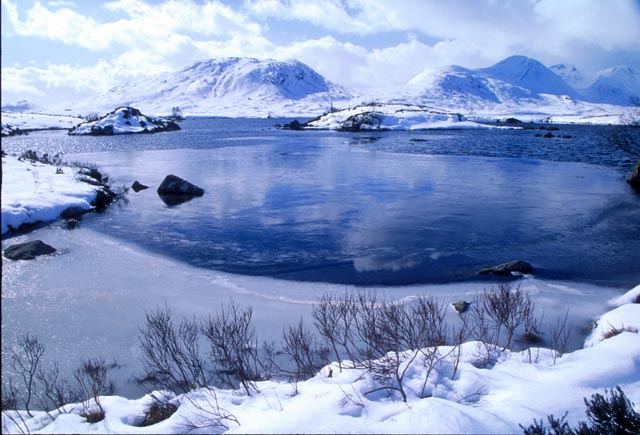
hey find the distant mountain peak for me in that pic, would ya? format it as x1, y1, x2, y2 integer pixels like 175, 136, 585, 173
55, 57, 352, 116
479, 55, 580, 98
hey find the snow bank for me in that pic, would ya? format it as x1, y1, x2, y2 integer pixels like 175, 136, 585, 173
584, 285, 640, 347
304, 104, 503, 131
1, 111, 82, 133
1, 155, 100, 234
68, 107, 180, 135
3, 279, 638, 434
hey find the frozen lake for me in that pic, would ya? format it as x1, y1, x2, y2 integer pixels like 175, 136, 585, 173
2, 119, 639, 399
4, 119, 639, 286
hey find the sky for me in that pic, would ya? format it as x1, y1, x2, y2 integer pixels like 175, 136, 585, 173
2, 0, 640, 107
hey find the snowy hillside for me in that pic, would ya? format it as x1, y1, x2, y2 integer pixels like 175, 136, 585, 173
581, 66, 640, 106
550, 63, 587, 89
68, 107, 180, 135
478, 55, 580, 99
25, 55, 640, 122
55, 58, 353, 117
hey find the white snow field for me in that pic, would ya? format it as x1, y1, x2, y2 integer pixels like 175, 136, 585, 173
1, 157, 639, 434
1, 112, 82, 133
1, 155, 102, 234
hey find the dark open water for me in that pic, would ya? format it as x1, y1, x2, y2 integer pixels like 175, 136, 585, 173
3, 118, 639, 286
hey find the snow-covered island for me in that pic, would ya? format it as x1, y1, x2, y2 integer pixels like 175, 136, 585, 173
301, 103, 504, 130
68, 106, 181, 136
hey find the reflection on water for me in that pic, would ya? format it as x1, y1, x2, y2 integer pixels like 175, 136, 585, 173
49, 126, 639, 287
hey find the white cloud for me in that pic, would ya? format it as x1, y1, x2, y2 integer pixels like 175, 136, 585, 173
2, 0, 639, 106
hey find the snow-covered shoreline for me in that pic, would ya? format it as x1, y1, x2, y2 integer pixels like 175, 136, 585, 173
1, 155, 108, 234
2, 263, 638, 433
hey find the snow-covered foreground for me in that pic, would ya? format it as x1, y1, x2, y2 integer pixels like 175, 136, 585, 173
1, 155, 103, 234
2, 271, 638, 434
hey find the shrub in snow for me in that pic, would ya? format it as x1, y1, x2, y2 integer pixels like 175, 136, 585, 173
521, 386, 640, 435
73, 358, 115, 423
138, 305, 207, 394
201, 301, 274, 396
282, 318, 330, 387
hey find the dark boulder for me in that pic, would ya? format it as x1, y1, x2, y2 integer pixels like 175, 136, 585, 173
131, 181, 149, 193
627, 159, 640, 189
4, 240, 57, 260
452, 301, 471, 314
543, 132, 554, 138
283, 120, 302, 130
479, 260, 534, 276
505, 118, 522, 124
92, 189, 117, 211
157, 174, 204, 199
60, 206, 87, 220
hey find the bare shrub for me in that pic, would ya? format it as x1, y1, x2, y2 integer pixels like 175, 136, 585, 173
35, 362, 77, 414
550, 309, 573, 363
138, 305, 207, 394
312, 290, 462, 403
282, 318, 329, 383
72, 358, 115, 423
474, 282, 538, 351
139, 402, 178, 427
312, 292, 357, 372
8, 334, 45, 417
201, 301, 263, 396
176, 387, 239, 433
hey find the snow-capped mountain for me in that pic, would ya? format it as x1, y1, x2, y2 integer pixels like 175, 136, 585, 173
402, 55, 582, 113
549, 63, 586, 89
477, 56, 580, 99
581, 66, 640, 106
56, 58, 353, 117
38, 55, 639, 121
405, 64, 542, 107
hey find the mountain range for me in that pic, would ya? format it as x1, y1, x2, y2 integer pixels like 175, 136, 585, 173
22, 55, 640, 119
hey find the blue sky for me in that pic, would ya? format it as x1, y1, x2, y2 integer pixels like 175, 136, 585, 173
2, 0, 640, 107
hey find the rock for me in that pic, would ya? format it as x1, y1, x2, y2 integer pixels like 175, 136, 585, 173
505, 117, 522, 124
478, 260, 534, 276
131, 181, 149, 193
452, 301, 471, 314
157, 174, 204, 198
60, 206, 88, 220
4, 240, 57, 260
543, 132, 554, 138
283, 120, 301, 130
92, 188, 117, 211
627, 159, 640, 189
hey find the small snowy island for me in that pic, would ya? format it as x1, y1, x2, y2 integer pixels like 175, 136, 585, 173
302, 103, 501, 131
68, 106, 181, 136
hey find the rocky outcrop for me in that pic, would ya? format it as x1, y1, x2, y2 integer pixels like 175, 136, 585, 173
157, 174, 204, 206
60, 206, 88, 220
478, 260, 534, 276
69, 107, 181, 136
4, 240, 57, 260
627, 159, 640, 189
